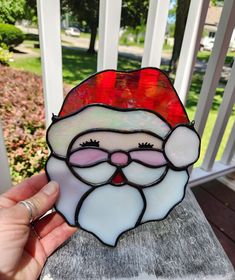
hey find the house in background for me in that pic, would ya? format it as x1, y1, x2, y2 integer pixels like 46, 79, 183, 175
202, 4, 235, 51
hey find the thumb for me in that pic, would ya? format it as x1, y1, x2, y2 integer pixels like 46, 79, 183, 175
3, 181, 59, 225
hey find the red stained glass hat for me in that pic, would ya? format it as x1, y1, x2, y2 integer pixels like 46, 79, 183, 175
59, 68, 189, 127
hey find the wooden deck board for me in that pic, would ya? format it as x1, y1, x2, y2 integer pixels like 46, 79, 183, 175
192, 186, 235, 240
212, 225, 235, 267
192, 179, 235, 268
200, 180, 235, 211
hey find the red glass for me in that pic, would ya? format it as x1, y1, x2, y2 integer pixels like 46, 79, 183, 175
59, 68, 189, 127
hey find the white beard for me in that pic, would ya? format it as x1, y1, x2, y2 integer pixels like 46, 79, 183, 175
76, 169, 188, 246
77, 184, 145, 246
47, 156, 189, 246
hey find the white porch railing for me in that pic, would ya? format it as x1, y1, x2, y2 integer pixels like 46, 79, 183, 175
0, 0, 234, 192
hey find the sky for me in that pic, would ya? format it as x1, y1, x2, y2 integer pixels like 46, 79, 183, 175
168, 0, 177, 24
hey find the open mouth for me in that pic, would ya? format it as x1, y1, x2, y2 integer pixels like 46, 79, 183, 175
111, 170, 126, 185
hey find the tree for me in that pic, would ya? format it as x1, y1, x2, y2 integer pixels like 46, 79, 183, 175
121, 0, 148, 28
211, 0, 223, 6
63, 0, 99, 54
23, 0, 38, 25
0, 0, 26, 24
168, 0, 191, 72
63, 0, 149, 54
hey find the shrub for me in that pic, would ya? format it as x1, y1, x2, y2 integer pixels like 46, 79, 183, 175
0, 67, 69, 183
0, 23, 24, 48
0, 66, 47, 183
0, 43, 12, 65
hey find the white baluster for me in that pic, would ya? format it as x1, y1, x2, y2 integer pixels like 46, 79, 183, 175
141, 0, 169, 68
194, 0, 235, 137
97, 0, 122, 71
37, 0, 64, 126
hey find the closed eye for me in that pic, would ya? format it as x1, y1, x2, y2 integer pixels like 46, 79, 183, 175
80, 139, 100, 147
138, 142, 154, 148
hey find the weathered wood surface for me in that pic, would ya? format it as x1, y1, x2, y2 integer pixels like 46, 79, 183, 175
40, 189, 235, 280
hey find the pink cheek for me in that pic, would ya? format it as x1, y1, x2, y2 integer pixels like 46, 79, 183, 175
130, 150, 167, 166
69, 149, 108, 166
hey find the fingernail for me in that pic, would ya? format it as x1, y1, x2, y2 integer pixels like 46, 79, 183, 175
42, 181, 58, 195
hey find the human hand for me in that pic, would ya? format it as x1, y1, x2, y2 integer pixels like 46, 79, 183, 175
0, 173, 77, 280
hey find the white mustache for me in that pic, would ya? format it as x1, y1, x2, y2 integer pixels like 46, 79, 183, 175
72, 162, 116, 184
72, 161, 167, 186
123, 162, 166, 186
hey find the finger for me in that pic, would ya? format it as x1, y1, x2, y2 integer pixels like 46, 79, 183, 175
41, 222, 77, 257
2, 173, 48, 203
2, 181, 59, 225
34, 212, 65, 238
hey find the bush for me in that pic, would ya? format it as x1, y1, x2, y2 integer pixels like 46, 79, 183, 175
0, 43, 12, 65
0, 23, 24, 48
0, 66, 47, 183
0, 67, 69, 183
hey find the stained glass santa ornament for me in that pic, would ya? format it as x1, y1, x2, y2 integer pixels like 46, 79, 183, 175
46, 68, 200, 247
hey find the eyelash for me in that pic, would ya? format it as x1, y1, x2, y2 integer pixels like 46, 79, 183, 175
80, 139, 100, 147
138, 142, 154, 148
79, 139, 153, 148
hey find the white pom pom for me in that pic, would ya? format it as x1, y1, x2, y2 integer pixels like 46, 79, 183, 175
164, 125, 200, 168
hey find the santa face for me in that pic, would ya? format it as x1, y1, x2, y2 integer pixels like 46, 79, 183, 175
67, 130, 167, 187
46, 105, 200, 246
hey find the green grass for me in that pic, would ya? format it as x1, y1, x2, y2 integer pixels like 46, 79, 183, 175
118, 39, 172, 51
9, 46, 234, 167
63, 48, 141, 85
10, 47, 141, 86
10, 56, 42, 75
23, 40, 39, 47
197, 50, 234, 65
80, 32, 92, 39
187, 109, 234, 167
163, 43, 173, 51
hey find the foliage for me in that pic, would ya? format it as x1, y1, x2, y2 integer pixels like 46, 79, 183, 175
62, 0, 99, 53
167, 23, 175, 37
63, 0, 149, 53
211, 0, 224, 6
168, 0, 177, 22
22, 0, 38, 25
0, 23, 24, 48
119, 26, 145, 46
0, 0, 26, 24
0, 66, 47, 183
0, 43, 12, 65
0, 0, 37, 26
121, 0, 149, 28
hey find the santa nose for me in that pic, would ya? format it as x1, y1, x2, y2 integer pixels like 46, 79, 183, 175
110, 152, 129, 166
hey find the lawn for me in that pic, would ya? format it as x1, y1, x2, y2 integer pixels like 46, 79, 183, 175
10, 47, 141, 86
9, 43, 235, 169
197, 50, 234, 65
